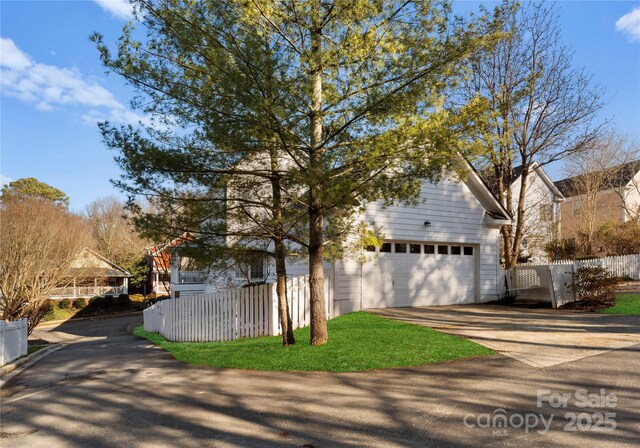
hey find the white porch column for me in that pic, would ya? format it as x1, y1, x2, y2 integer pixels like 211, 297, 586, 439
123, 277, 129, 294
170, 253, 179, 298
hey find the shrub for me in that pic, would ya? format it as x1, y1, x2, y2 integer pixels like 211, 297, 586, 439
116, 293, 131, 306
58, 298, 72, 309
90, 295, 114, 308
574, 266, 621, 303
46, 299, 58, 311
73, 297, 88, 309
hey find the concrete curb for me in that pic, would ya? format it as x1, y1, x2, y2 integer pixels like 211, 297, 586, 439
37, 311, 143, 327
0, 344, 63, 382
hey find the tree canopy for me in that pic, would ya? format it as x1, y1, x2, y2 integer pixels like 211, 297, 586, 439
1, 177, 71, 208
462, 1, 605, 267
94, 0, 506, 345
0, 199, 90, 332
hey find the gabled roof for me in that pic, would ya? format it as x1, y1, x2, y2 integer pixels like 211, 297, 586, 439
554, 160, 640, 197
482, 162, 563, 200
460, 158, 513, 223
146, 233, 194, 271
70, 248, 131, 278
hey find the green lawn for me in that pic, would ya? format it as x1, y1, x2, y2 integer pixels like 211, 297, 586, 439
133, 311, 494, 372
599, 294, 640, 315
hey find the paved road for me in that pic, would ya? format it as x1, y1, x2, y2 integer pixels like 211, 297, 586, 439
1, 314, 639, 447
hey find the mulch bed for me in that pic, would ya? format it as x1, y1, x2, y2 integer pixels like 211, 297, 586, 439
558, 299, 615, 312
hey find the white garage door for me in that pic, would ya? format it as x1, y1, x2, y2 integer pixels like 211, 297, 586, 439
362, 242, 476, 308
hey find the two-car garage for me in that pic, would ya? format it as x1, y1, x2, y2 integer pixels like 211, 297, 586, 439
360, 241, 478, 309
327, 165, 511, 315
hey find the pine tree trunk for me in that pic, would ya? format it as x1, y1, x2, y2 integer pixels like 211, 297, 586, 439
308, 3, 328, 346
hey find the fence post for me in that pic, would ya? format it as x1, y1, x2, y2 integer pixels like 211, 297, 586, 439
21, 318, 28, 358
269, 283, 279, 336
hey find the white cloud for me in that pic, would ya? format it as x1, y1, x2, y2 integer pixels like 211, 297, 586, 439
0, 174, 13, 186
1, 37, 146, 125
92, 0, 134, 20
616, 7, 640, 42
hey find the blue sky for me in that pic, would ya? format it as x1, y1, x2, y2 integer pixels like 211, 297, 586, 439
1, 0, 639, 212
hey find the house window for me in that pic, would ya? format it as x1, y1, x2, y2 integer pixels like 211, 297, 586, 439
410, 244, 421, 254
365, 245, 376, 252
250, 257, 264, 279
437, 245, 449, 255
235, 257, 265, 280
380, 243, 392, 253
464, 246, 474, 256
395, 243, 407, 253
540, 203, 552, 221
424, 244, 435, 254
451, 246, 461, 255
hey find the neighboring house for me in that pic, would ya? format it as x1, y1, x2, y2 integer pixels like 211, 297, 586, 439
508, 163, 564, 263
169, 161, 513, 313
146, 235, 198, 296
146, 244, 172, 296
483, 163, 564, 263
50, 248, 130, 299
554, 160, 640, 241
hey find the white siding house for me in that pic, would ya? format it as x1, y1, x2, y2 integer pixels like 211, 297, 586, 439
169, 162, 512, 313
329, 172, 509, 314
508, 163, 564, 263
624, 169, 640, 220
481, 163, 564, 264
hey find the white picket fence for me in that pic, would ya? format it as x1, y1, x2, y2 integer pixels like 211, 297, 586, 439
0, 319, 28, 365
553, 254, 640, 280
505, 254, 640, 308
143, 275, 334, 342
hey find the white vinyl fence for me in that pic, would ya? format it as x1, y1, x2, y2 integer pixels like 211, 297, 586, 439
0, 318, 28, 365
505, 254, 640, 308
144, 275, 334, 342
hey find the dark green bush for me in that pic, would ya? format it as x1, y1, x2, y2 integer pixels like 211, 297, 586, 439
116, 293, 131, 306
46, 299, 58, 311
58, 298, 72, 309
73, 297, 88, 309
90, 295, 114, 308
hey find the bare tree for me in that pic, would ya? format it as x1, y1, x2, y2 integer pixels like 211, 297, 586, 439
0, 199, 90, 333
85, 196, 149, 263
562, 132, 640, 254
463, 1, 605, 267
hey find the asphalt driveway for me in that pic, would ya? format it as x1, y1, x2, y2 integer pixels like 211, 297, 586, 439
1, 314, 639, 447
369, 305, 640, 368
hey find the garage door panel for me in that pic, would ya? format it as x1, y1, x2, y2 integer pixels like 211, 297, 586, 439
362, 243, 476, 308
